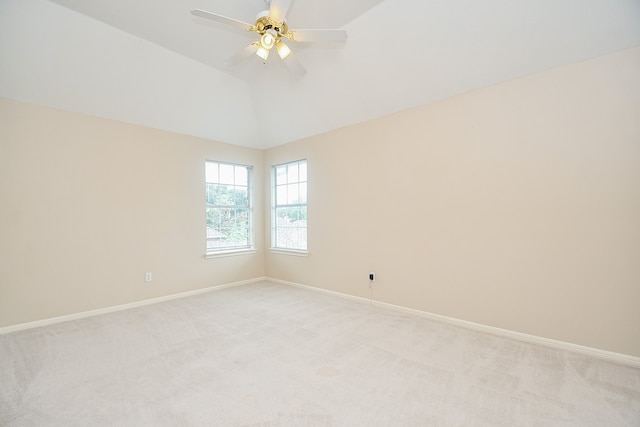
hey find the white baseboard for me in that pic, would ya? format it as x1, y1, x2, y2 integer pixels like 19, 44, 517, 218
4, 275, 638, 368
0, 277, 266, 335
267, 277, 640, 369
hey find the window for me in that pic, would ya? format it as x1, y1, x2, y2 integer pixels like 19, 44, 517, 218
205, 161, 252, 253
272, 159, 307, 251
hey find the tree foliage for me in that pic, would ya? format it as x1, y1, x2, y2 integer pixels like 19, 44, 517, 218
206, 183, 249, 245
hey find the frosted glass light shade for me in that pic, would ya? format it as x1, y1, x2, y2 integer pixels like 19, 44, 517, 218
276, 40, 291, 59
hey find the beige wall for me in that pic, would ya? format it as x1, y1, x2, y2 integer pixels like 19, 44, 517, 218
0, 99, 264, 327
2, 47, 639, 358
264, 47, 640, 357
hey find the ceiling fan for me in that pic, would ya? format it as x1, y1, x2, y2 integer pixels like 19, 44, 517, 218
191, 0, 348, 77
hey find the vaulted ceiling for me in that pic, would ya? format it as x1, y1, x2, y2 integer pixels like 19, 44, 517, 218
1, 0, 639, 148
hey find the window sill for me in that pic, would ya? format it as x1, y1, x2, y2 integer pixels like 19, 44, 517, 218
269, 249, 309, 257
205, 249, 257, 259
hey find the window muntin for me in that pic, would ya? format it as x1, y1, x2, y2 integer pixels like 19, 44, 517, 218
272, 159, 307, 251
205, 161, 252, 253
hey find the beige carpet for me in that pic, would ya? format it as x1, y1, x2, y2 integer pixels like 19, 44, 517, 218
1, 281, 639, 426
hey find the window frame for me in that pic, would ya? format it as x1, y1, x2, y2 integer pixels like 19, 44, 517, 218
204, 160, 255, 257
271, 159, 308, 254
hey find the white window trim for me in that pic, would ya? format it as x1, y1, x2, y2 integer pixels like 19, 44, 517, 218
205, 248, 258, 259
269, 248, 309, 257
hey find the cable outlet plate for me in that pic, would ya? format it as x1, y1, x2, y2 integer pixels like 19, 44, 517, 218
369, 272, 375, 281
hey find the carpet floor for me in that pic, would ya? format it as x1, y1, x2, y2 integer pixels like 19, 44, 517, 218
1, 281, 639, 426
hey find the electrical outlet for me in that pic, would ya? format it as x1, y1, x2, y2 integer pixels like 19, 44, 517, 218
369, 272, 375, 282
145, 272, 152, 282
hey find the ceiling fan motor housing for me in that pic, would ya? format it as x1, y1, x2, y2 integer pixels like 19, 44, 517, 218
254, 12, 290, 40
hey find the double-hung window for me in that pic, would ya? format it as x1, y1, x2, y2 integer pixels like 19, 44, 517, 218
205, 161, 252, 254
272, 159, 307, 252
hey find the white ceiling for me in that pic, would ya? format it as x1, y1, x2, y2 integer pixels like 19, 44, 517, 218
1, 0, 640, 149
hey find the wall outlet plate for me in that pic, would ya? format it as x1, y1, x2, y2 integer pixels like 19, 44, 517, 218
145, 272, 152, 282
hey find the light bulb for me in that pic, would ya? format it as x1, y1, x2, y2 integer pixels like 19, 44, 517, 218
276, 40, 291, 59
260, 32, 275, 50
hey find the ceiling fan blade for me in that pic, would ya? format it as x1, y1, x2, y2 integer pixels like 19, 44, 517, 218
281, 50, 307, 78
223, 43, 259, 69
290, 29, 348, 43
269, 0, 291, 23
191, 9, 252, 31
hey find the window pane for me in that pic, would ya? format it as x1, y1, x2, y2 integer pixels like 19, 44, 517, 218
216, 185, 232, 206
299, 182, 307, 204
228, 208, 248, 243
219, 163, 234, 185
275, 228, 288, 248
287, 183, 299, 204
276, 185, 287, 205
299, 161, 307, 182
288, 163, 298, 183
205, 207, 216, 228
278, 206, 306, 222
235, 166, 248, 186
205, 162, 218, 183
209, 207, 229, 230
276, 165, 287, 186
234, 187, 248, 206
205, 183, 216, 204
275, 226, 306, 250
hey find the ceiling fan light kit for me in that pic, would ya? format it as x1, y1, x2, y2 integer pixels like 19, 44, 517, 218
190, 0, 347, 77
